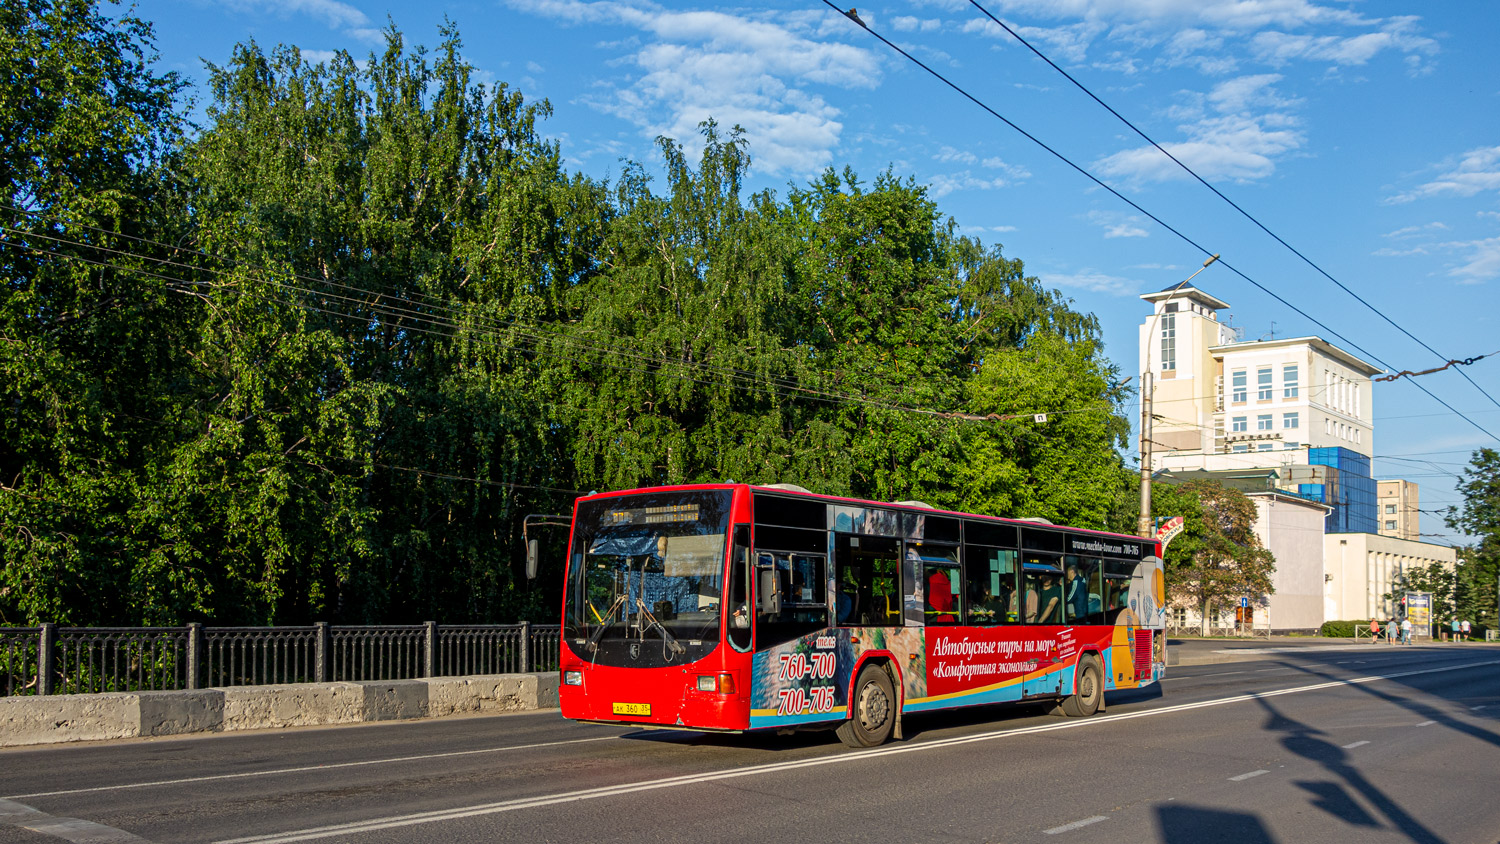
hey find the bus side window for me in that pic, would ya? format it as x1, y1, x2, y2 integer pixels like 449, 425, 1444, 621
727, 526, 751, 651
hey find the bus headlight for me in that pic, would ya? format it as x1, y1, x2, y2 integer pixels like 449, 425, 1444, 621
564, 670, 583, 686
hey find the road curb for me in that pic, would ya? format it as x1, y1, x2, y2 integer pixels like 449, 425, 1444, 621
0, 674, 558, 748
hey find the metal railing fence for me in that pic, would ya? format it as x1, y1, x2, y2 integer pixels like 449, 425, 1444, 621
2, 622, 561, 697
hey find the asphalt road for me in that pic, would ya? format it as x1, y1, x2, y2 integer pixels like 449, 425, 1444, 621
3, 645, 1498, 844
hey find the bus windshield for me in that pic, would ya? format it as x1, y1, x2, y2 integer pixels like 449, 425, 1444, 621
565, 490, 733, 656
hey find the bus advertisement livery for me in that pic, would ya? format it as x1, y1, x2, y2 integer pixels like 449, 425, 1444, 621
559, 484, 1165, 747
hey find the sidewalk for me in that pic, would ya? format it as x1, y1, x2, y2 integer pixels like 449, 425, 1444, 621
1166, 635, 1458, 666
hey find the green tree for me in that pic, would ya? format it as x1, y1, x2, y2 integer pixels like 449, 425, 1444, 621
0, 0, 187, 624
1447, 448, 1500, 628
1152, 480, 1275, 634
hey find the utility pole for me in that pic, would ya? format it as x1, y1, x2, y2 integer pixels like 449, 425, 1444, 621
1139, 253, 1220, 540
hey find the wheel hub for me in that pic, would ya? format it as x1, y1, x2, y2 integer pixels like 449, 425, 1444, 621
858, 682, 890, 731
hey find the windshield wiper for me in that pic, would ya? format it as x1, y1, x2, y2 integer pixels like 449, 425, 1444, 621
635, 600, 686, 657
584, 594, 628, 652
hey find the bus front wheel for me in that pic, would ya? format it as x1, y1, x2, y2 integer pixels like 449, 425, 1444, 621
1059, 655, 1103, 718
837, 664, 896, 747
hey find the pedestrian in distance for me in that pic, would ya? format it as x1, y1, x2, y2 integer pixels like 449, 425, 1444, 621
1461, 619, 1471, 642
1369, 618, 1380, 644
1401, 617, 1412, 645
1451, 618, 1460, 643
1387, 618, 1399, 644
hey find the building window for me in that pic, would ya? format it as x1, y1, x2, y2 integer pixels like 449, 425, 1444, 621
1258, 443, 1274, 451
1325, 419, 1332, 435
1284, 441, 1299, 450
1385, 504, 1397, 514
1257, 414, 1273, 431
1232, 370, 1247, 403
1385, 520, 1397, 531
1232, 416, 1247, 432
1232, 444, 1249, 453
1284, 364, 1298, 398
1160, 314, 1176, 372
1283, 412, 1299, 429
1257, 367, 1273, 401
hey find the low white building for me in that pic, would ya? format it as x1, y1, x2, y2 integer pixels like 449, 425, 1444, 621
1250, 491, 1332, 633
1324, 532, 1456, 621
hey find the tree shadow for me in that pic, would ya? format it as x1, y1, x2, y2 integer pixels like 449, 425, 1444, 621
1268, 652, 1500, 752
1256, 695, 1446, 844
1157, 804, 1277, 844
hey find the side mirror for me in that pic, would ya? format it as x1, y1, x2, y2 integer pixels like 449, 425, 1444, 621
757, 567, 781, 615
526, 539, 539, 580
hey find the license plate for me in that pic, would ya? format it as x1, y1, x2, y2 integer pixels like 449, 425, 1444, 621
613, 702, 651, 716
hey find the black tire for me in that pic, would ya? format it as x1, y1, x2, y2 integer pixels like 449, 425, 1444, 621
1060, 655, 1103, 718
836, 664, 897, 747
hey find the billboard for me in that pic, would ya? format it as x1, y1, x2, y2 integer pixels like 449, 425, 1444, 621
1406, 592, 1432, 637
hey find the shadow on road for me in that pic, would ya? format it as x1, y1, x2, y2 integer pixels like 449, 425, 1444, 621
1255, 694, 1446, 844
1157, 805, 1277, 844
1271, 650, 1500, 753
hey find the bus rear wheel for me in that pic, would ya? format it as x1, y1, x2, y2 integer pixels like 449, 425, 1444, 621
837, 664, 896, 747
1060, 655, 1102, 718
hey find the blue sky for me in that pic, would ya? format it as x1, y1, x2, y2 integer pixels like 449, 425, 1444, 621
135, 0, 1499, 545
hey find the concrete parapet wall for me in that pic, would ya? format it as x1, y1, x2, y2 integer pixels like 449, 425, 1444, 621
0, 674, 555, 748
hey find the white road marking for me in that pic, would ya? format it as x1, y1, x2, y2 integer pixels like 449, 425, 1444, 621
212, 657, 1500, 844
1342, 741, 1370, 749
0, 798, 152, 843
5, 736, 619, 800
1228, 770, 1269, 781
1472, 705, 1487, 711
1044, 816, 1108, 834
1416, 720, 1436, 727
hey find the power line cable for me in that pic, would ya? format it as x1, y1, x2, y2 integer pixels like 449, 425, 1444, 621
6, 229, 1129, 427
3, 210, 1061, 423
822, 2, 1500, 447
961, 0, 1500, 413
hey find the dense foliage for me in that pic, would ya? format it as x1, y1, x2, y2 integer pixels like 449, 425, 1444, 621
1444, 448, 1500, 627
1, 4, 1138, 625
1150, 480, 1276, 632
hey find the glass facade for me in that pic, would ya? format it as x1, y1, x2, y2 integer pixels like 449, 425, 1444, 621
1298, 447, 1377, 534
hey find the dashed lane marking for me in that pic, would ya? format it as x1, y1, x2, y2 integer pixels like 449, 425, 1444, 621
1044, 816, 1108, 835
0, 798, 153, 843
1416, 720, 1436, 727
212, 657, 1500, 844
1342, 741, 1370, 749
1228, 770, 1269, 781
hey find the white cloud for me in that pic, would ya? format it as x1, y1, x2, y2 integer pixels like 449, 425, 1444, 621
1088, 210, 1149, 238
935, 146, 977, 164
1038, 270, 1140, 296
964, 224, 1019, 233
1095, 74, 1303, 183
1251, 17, 1436, 67
229, 0, 384, 44
1388, 146, 1500, 204
1381, 222, 1449, 238
892, 16, 942, 33
509, 0, 881, 175
926, 171, 1016, 197
1448, 237, 1500, 284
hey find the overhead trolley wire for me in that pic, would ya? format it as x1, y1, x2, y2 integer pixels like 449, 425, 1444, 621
960, 0, 1500, 413
819, 2, 1500, 446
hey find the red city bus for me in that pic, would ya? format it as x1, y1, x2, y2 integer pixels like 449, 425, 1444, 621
558, 483, 1165, 747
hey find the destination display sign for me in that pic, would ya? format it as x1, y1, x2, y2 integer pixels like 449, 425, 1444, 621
1065, 534, 1142, 559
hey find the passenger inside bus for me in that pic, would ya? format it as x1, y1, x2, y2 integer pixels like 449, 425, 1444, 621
925, 568, 958, 623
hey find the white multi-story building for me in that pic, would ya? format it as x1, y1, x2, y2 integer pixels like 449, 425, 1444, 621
1137, 284, 1380, 474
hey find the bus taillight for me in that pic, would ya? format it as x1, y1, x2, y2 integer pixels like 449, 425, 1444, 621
696, 673, 736, 694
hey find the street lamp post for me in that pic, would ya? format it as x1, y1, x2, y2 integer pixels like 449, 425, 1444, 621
1138, 253, 1220, 540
